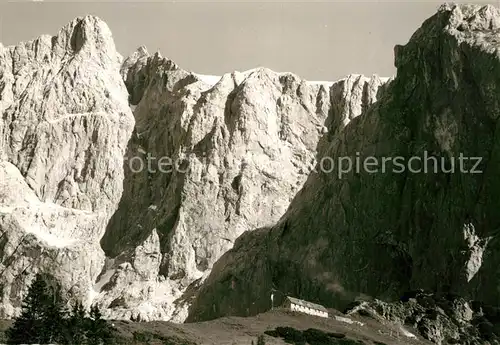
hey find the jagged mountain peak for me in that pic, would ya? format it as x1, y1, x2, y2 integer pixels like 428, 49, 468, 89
52, 14, 119, 59
0, 14, 122, 78
0, 11, 134, 318
5, 5, 500, 343
135, 45, 150, 56
187, 6, 500, 341
0, 13, 387, 324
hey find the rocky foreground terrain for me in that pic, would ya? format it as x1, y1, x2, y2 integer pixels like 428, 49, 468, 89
0, 307, 434, 345
2, 2, 500, 345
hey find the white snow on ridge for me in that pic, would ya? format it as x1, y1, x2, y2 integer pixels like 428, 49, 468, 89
238, 67, 261, 76
25, 224, 77, 248
194, 70, 337, 87
0, 206, 14, 213
399, 325, 417, 338
192, 70, 390, 90
90, 268, 116, 301
193, 74, 222, 86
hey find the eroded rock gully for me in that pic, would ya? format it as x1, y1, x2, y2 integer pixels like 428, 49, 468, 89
187, 5, 500, 340
0, 15, 386, 321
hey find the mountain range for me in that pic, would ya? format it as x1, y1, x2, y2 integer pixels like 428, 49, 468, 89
1, 5, 500, 345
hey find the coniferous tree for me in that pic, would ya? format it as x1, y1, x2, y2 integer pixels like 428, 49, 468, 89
87, 303, 114, 345
257, 334, 266, 345
6, 273, 64, 344
68, 301, 88, 344
43, 281, 69, 344
7, 274, 118, 345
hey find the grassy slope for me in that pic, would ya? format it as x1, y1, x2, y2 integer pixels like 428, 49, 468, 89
0, 309, 430, 345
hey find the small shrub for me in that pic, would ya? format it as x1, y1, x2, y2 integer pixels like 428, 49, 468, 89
133, 331, 154, 342
263, 326, 363, 345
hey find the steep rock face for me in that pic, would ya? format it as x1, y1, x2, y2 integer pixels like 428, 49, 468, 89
0, 16, 134, 317
188, 4, 500, 323
96, 47, 387, 321
0, 16, 388, 321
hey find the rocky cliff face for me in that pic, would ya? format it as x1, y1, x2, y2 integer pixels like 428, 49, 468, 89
188, 3, 500, 323
0, 16, 134, 317
0, 16, 387, 321
96, 52, 387, 321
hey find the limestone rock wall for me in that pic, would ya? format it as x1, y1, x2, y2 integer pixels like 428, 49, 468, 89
0, 15, 386, 321
0, 16, 134, 317
97, 47, 387, 321
188, 4, 500, 322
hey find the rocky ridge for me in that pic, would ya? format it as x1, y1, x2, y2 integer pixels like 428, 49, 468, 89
187, 3, 500, 334
97, 48, 388, 322
0, 15, 387, 321
344, 290, 500, 345
0, 16, 134, 318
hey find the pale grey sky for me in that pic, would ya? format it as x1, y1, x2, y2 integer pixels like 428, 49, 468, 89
0, 1, 496, 81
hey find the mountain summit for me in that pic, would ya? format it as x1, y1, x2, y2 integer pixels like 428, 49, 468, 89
0, 15, 385, 322
4, 7, 499, 342
188, 3, 500, 323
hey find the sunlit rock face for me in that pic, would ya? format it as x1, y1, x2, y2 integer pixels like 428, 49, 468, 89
98, 47, 387, 321
0, 16, 134, 318
188, 4, 500, 323
0, 15, 387, 321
